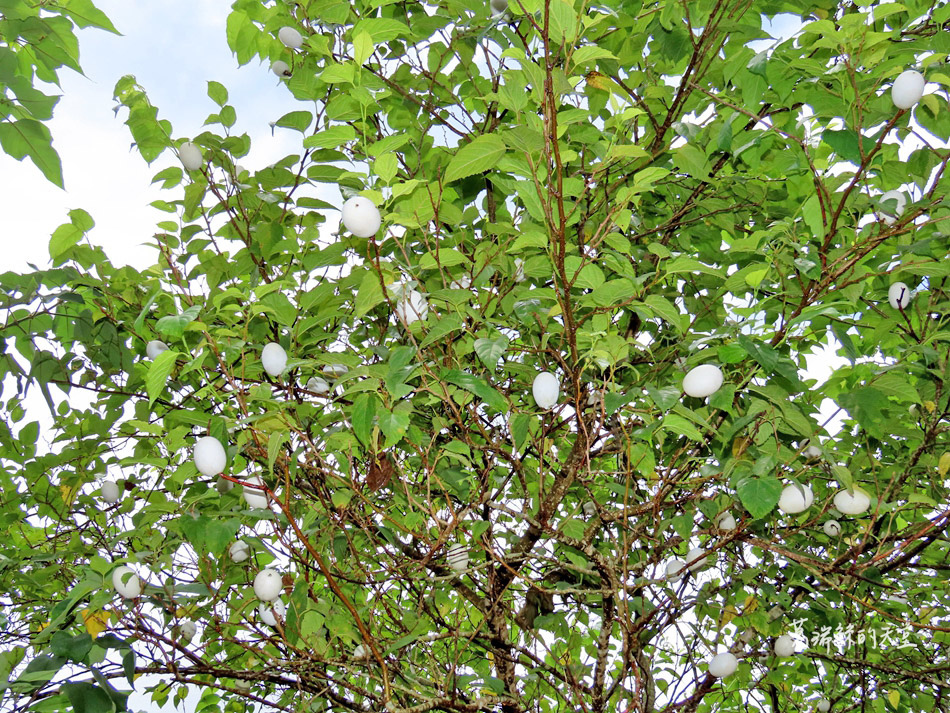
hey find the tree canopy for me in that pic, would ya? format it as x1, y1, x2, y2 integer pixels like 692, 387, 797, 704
2, 0, 950, 712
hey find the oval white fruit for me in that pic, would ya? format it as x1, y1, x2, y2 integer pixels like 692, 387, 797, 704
582, 501, 597, 518
834, 488, 871, 516
179, 620, 197, 642
686, 547, 707, 573
194, 436, 227, 477
178, 142, 203, 171
341, 196, 382, 237
708, 652, 738, 678
665, 559, 686, 583
446, 544, 469, 573
817, 699, 831, 713
778, 484, 813, 514
774, 634, 795, 657
259, 599, 286, 626
878, 190, 907, 225
112, 565, 142, 599
261, 342, 287, 377
395, 289, 428, 325
253, 568, 283, 601
278, 26, 303, 49
888, 282, 911, 310
323, 363, 348, 378
146, 340, 169, 360
803, 443, 823, 460
823, 519, 842, 537
715, 511, 736, 531
271, 60, 290, 77
533, 372, 559, 410
243, 476, 269, 509
230, 540, 250, 563
682, 364, 724, 398
101, 480, 121, 504
216, 476, 234, 494
892, 69, 925, 110
307, 376, 330, 394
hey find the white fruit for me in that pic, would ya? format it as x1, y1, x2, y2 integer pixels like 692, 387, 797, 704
892, 69, 925, 110
823, 519, 842, 536
686, 547, 707, 573
888, 282, 911, 310
243, 476, 269, 509
278, 26, 304, 49
216, 476, 234, 494
353, 643, 369, 659
490, 0, 508, 13
112, 566, 143, 599
446, 544, 469, 573
774, 634, 795, 657
715, 511, 736, 530
395, 289, 428, 325
778, 484, 813, 514
253, 568, 283, 601
261, 342, 288, 377
178, 142, 203, 171
146, 340, 169, 360
878, 190, 907, 225
259, 599, 286, 626
194, 436, 227, 477
234, 679, 251, 693
307, 376, 330, 394
834, 488, 871, 516
817, 699, 831, 713
179, 620, 197, 642
803, 443, 823, 460
708, 652, 738, 678
665, 559, 686, 583
100, 480, 120, 504
682, 364, 724, 398
323, 363, 348, 378
513, 257, 525, 282
341, 196, 382, 237
230, 540, 250, 563
271, 60, 290, 77
532, 372, 559, 410
582, 501, 597, 518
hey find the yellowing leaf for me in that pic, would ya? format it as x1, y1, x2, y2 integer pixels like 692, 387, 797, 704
887, 690, 899, 707
938, 452, 950, 477
924, 400, 936, 413
82, 609, 110, 638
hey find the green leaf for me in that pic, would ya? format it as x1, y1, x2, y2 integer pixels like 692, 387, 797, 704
443, 370, 507, 413
146, 349, 178, 406
303, 125, 357, 149
419, 314, 464, 347
275, 111, 313, 133
509, 412, 531, 452
62, 682, 116, 713
737, 477, 782, 518
355, 270, 384, 317
352, 393, 378, 448
207, 80, 228, 105
378, 406, 410, 447
0, 118, 64, 186
155, 305, 201, 340
474, 337, 509, 369
353, 31, 373, 66
59, 0, 119, 32
444, 135, 506, 183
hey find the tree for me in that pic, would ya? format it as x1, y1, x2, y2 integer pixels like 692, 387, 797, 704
2, 0, 950, 712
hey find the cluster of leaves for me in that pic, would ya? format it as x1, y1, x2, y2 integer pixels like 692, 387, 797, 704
0, 0, 117, 186
2, 0, 950, 712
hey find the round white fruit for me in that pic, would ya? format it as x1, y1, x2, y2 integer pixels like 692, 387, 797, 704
112, 566, 142, 599
179, 620, 197, 642
582, 501, 597, 518
261, 342, 288, 377
259, 599, 285, 626
774, 634, 795, 657
533, 372, 560, 410
243, 475, 269, 509
686, 547, 708, 573
446, 544, 469, 573
708, 652, 738, 678
778, 484, 813, 514
194, 436, 227, 477
230, 540, 250, 563
834, 488, 871, 516
892, 69, 925, 110
307, 376, 330, 394
271, 60, 290, 77
146, 340, 169, 360
715, 511, 736, 531
665, 559, 686, 583
682, 364, 724, 398
278, 26, 303, 49
817, 699, 831, 713
216, 476, 234, 494
888, 282, 911, 310
803, 442, 822, 459
878, 190, 907, 225
341, 196, 382, 237
823, 519, 842, 537
253, 568, 283, 602
178, 142, 203, 171
100, 480, 120, 504
395, 289, 428, 325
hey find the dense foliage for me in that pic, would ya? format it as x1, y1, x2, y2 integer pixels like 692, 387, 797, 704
2, 0, 950, 712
